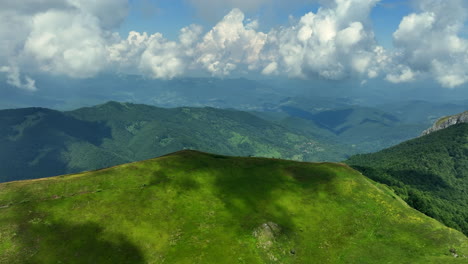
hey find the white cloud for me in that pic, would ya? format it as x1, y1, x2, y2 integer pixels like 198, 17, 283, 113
0, 0, 127, 88
110, 9, 268, 78
432, 59, 468, 88
1, 0, 468, 90
139, 34, 185, 79
179, 25, 204, 48
385, 65, 415, 83
262, 0, 382, 80
0, 65, 36, 91
108, 25, 203, 79
24, 10, 108, 78
0, 0, 390, 88
195, 8, 267, 76
108, 31, 151, 73
391, 0, 468, 87
262, 62, 278, 75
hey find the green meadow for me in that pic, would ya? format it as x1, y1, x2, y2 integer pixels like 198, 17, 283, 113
0, 151, 466, 263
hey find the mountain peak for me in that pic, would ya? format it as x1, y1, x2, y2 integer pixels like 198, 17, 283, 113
421, 111, 468, 136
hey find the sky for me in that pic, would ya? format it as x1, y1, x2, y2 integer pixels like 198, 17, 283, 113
1, 0, 468, 92
120, 0, 409, 48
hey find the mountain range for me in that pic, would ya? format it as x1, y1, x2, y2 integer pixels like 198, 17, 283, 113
0, 101, 348, 183
1, 101, 468, 262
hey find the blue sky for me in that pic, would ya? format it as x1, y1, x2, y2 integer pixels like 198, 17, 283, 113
120, 0, 412, 49
371, 1, 413, 48
1, 0, 468, 91
119, 0, 198, 40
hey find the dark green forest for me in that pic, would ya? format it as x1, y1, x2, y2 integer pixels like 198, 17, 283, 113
347, 123, 468, 235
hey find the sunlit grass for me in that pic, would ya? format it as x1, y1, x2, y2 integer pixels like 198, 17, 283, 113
0, 150, 466, 263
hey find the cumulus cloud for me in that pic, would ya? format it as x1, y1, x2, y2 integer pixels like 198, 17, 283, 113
108, 31, 152, 73
23, 9, 109, 78
108, 25, 203, 79
0, 0, 387, 88
391, 0, 468, 87
139, 34, 186, 79
108, 8, 268, 78
2, 0, 468, 90
195, 8, 267, 76
0, 66, 36, 91
0, 0, 128, 88
385, 65, 416, 83
261, 0, 383, 80
262, 62, 278, 75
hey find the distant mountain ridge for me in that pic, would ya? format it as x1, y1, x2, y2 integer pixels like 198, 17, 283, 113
269, 99, 428, 153
422, 111, 468, 136
0, 101, 347, 183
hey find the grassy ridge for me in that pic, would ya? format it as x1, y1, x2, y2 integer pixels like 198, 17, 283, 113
346, 123, 468, 236
0, 151, 466, 263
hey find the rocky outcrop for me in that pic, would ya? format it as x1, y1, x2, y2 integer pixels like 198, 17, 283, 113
422, 111, 468, 136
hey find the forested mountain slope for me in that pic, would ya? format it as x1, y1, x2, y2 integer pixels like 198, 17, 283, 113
0, 102, 346, 183
347, 123, 468, 235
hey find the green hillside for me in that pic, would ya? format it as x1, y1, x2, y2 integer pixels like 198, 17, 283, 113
346, 123, 468, 235
0, 102, 346, 183
0, 151, 466, 263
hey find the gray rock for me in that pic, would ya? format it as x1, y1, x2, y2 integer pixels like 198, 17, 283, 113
421, 111, 468, 136
253, 222, 280, 250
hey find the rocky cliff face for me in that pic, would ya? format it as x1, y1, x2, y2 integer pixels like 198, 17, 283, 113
422, 111, 468, 136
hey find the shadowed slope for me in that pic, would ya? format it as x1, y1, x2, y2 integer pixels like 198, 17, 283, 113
0, 151, 467, 263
